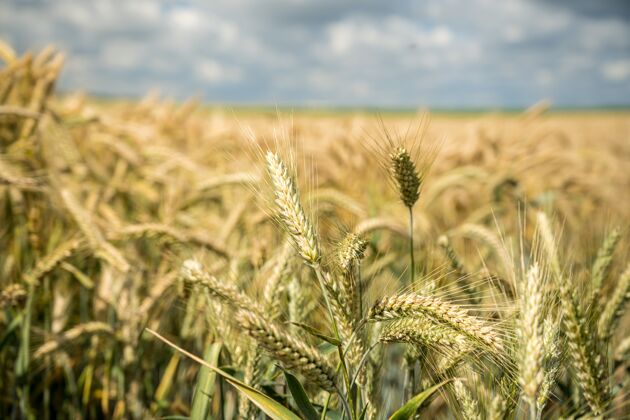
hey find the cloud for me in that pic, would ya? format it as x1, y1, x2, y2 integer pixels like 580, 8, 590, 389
0, 0, 629, 106
602, 59, 630, 81
326, 16, 452, 55
197, 59, 242, 84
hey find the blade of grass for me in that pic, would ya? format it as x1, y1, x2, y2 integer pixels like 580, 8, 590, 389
190, 342, 222, 420
389, 379, 451, 420
154, 353, 181, 407
284, 371, 319, 420
290, 321, 341, 346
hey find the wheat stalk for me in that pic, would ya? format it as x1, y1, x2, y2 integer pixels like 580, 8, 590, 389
33, 322, 114, 359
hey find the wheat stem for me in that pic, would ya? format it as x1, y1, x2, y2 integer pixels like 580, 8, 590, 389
408, 206, 415, 285
313, 265, 355, 419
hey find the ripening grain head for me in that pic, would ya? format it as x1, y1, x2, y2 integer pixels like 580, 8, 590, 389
266, 151, 321, 265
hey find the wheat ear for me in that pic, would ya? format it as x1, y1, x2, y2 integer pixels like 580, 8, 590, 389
379, 318, 470, 352
390, 146, 420, 208
0, 283, 27, 307
453, 380, 482, 420
559, 282, 608, 415
537, 317, 561, 413
180, 260, 265, 316
337, 233, 368, 317
598, 262, 630, 341
591, 227, 621, 294
368, 293, 503, 352
23, 236, 84, 284
537, 213, 609, 415
518, 263, 545, 414
59, 188, 130, 272
266, 151, 320, 265
236, 309, 337, 392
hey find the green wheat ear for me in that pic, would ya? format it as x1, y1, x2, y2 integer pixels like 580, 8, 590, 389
389, 146, 421, 208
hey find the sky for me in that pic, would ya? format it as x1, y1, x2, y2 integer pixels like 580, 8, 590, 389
1, 0, 629, 108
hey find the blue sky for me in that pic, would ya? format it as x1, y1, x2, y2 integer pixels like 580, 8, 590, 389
1, 0, 629, 107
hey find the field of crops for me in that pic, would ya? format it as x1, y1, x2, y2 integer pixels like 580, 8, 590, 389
1, 45, 629, 419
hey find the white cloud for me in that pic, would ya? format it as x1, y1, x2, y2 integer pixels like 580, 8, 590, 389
197, 59, 242, 83
602, 59, 630, 81
327, 16, 453, 55
99, 40, 145, 70
127, 2, 161, 22
170, 7, 202, 30
1, 0, 628, 106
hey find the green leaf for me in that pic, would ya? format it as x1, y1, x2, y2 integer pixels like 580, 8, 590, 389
284, 372, 318, 420
190, 342, 222, 420
320, 394, 331, 420
146, 328, 300, 420
358, 403, 368, 420
0, 313, 22, 350
389, 379, 451, 420
155, 353, 181, 403
16, 285, 34, 377
290, 322, 341, 346
317, 342, 337, 356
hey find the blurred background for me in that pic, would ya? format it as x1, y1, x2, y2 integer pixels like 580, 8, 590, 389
1, 0, 629, 108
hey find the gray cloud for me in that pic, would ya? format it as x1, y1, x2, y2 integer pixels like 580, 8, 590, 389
1, 0, 629, 107
535, 0, 630, 21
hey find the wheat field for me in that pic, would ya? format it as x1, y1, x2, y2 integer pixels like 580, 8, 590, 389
1, 44, 629, 419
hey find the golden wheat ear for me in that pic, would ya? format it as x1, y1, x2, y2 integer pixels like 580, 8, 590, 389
368, 292, 504, 354
265, 151, 321, 266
